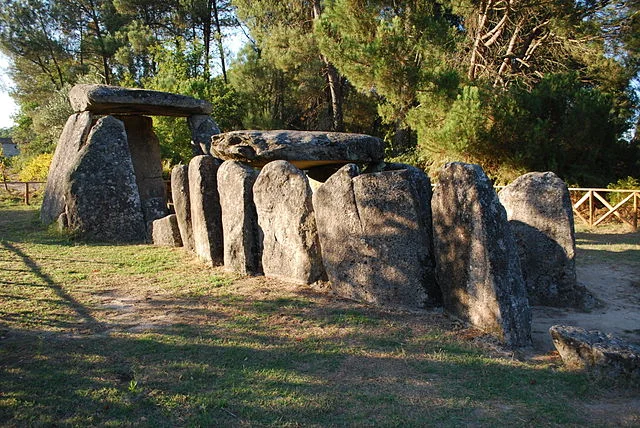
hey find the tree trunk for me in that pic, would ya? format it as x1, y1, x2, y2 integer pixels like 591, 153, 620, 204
312, 0, 344, 131
212, 0, 227, 83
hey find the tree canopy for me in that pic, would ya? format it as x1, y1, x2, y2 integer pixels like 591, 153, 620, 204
0, 0, 638, 185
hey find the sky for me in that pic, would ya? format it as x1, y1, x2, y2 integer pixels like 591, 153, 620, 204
0, 53, 18, 129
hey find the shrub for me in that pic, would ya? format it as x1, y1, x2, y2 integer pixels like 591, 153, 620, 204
18, 153, 53, 182
606, 176, 640, 205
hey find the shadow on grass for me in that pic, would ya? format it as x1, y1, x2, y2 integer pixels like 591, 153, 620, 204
0, 314, 598, 427
0, 240, 106, 333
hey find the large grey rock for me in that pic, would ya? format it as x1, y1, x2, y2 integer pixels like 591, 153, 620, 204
65, 116, 147, 242
550, 325, 640, 380
499, 172, 590, 308
69, 84, 212, 116
211, 130, 384, 169
41, 112, 93, 225
432, 162, 531, 347
217, 161, 262, 275
151, 214, 183, 247
117, 115, 167, 224
313, 163, 439, 309
253, 160, 325, 285
171, 165, 194, 251
188, 155, 223, 266
188, 114, 220, 156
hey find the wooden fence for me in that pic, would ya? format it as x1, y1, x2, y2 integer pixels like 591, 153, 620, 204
2, 181, 639, 230
1, 181, 45, 205
569, 188, 639, 231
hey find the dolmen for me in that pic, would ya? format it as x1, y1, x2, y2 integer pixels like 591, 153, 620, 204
41, 84, 220, 242
166, 129, 536, 347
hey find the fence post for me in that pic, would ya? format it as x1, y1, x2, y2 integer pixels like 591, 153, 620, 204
588, 190, 594, 227
634, 192, 638, 231
24, 182, 30, 205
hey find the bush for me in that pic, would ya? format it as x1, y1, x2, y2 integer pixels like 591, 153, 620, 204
606, 176, 640, 205
18, 153, 53, 182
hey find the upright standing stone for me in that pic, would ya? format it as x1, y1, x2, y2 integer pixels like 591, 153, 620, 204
151, 214, 183, 247
313, 164, 439, 308
65, 116, 147, 242
188, 155, 223, 266
171, 165, 194, 251
188, 114, 220, 156
117, 115, 167, 224
217, 161, 262, 275
253, 160, 325, 285
499, 172, 589, 308
41, 112, 93, 225
432, 162, 531, 347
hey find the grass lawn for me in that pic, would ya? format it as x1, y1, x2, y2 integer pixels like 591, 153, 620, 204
1, 199, 638, 426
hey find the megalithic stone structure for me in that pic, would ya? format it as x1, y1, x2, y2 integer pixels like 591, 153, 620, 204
41, 84, 221, 242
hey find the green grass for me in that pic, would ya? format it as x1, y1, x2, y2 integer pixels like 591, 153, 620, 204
1, 203, 637, 426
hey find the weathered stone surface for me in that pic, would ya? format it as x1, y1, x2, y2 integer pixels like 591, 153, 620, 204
432, 162, 531, 347
69, 84, 212, 116
188, 114, 220, 156
171, 165, 194, 251
41, 112, 93, 224
550, 325, 640, 380
217, 161, 262, 275
65, 116, 147, 242
253, 160, 325, 284
117, 115, 167, 224
151, 214, 183, 247
188, 155, 223, 266
211, 130, 384, 169
499, 172, 590, 308
313, 163, 439, 308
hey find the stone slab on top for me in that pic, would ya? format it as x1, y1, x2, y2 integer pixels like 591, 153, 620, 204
210, 130, 385, 169
69, 84, 213, 117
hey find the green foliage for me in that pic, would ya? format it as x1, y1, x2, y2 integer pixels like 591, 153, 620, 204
17, 152, 53, 182
607, 176, 640, 205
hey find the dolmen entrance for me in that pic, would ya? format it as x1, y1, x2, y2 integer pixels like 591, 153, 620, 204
42, 85, 588, 349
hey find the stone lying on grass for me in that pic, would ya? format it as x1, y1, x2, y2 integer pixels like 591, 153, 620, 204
151, 214, 183, 247
218, 160, 262, 275
189, 155, 223, 266
313, 163, 439, 309
432, 162, 531, 347
69, 84, 212, 116
210, 130, 384, 169
550, 325, 640, 380
499, 172, 592, 309
253, 160, 325, 285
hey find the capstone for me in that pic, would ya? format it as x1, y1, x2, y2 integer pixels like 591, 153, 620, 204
211, 130, 384, 169
69, 84, 212, 116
